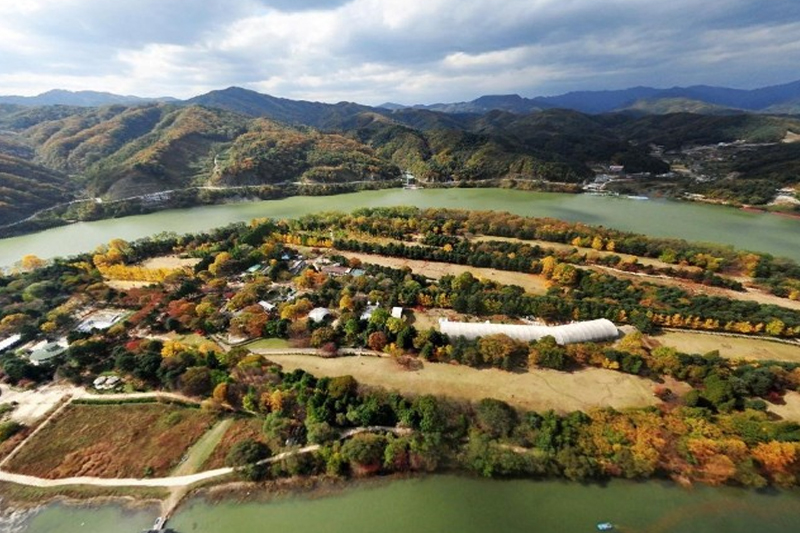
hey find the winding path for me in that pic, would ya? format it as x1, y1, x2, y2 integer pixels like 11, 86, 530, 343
0, 421, 408, 489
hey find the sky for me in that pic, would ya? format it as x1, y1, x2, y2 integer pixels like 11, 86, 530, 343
1, 0, 799, 105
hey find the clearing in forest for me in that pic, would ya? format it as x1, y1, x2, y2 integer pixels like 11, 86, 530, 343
653, 331, 800, 363
339, 252, 549, 295
266, 354, 663, 413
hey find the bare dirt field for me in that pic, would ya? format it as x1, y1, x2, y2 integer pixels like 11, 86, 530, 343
140, 255, 201, 270
0, 383, 84, 424
767, 391, 800, 422
104, 280, 153, 290
339, 252, 549, 295
6, 403, 216, 479
652, 331, 800, 363
267, 354, 661, 413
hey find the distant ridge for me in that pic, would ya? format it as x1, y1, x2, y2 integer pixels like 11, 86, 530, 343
382, 79, 800, 115
0, 89, 176, 107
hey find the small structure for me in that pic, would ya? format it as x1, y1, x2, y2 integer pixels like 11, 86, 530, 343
439, 318, 619, 345
360, 302, 380, 321
308, 307, 331, 323
0, 334, 22, 353
27, 338, 69, 366
76, 309, 126, 333
93, 374, 121, 390
258, 300, 276, 312
391, 307, 404, 319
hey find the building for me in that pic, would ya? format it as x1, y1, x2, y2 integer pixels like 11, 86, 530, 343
438, 318, 618, 345
0, 334, 22, 353
391, 307, 404, 319
27, 339, 69, 365
308, 307, 331, 323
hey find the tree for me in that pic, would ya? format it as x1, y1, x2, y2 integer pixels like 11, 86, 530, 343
477, 334, 528, 369
225, 438, 271, 481
529, 336, 568, 370
180, 366, 213, 397
475, 398, 517, 439
341, 433, 387, 473
367, 331, 389, 352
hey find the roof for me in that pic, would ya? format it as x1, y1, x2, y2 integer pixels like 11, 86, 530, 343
439, 318, 618, 345
0, 334, 22, 352
391, 307, 403, 319
28, 340, 68, 364
308, 307, 331, 323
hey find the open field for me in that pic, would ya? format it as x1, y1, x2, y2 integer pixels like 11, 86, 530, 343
202, 417, 266, 471
6, 403, 217, 479
244, 338, 291, 350
267, 354, 667, 413
339, 252, 549, 295
652, 331, 800, 362
140, 255, 201, 270
0, 383, 82, 424
768, 392, 800, 422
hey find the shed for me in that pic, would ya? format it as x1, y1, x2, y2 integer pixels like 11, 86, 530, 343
391, 307, 404, 319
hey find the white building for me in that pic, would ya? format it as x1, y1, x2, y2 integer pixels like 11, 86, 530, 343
308, 307, 331, 323
439, 318, 618, 345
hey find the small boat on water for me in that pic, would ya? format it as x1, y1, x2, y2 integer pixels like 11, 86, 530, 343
596, 522, 614, 531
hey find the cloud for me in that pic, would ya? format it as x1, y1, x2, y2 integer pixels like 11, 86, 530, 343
0, 0, 798, 103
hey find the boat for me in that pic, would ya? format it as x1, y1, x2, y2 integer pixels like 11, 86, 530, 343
596, 522, 614, 531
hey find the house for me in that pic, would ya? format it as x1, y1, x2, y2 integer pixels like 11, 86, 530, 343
27, 338, 69, 366
308, 307, 331, 323
321, 265, 351, 277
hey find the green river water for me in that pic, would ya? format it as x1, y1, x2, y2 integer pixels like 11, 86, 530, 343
5, 188, 800, 531
1, 189, 799, 267
17, 476, 800, 533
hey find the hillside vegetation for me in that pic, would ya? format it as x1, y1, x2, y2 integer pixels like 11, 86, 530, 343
0, 96, 799, 229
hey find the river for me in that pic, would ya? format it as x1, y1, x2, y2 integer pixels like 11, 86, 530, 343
17, 476, 800, 533
1, 189, 799, 268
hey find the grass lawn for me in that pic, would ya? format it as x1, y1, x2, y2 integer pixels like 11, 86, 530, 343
7, 403, 217, 479
653, 331, 800, 363
202, 417, 266, 471
339, 252, 549, 295
244, 338, 290, 350
170, 418, 233, 476
267, 354, 664, 413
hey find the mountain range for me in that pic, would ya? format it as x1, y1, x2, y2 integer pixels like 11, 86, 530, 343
1, 80, 799, 232
5, 79, 800, 116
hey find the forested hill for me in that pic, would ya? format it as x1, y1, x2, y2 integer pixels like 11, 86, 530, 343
1, 97, 799, 230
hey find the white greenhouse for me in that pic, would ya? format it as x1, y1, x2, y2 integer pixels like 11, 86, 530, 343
438, 318, 619, 345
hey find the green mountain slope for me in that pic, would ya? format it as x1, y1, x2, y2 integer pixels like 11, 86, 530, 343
0, 154, 73, 225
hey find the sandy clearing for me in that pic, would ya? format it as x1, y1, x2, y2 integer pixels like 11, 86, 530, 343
652, 331, 800, 363
266, 354, 661, 413
140, 255, 201, 270
104, 280, 154, 290
767, 391, 800, 422
339, 252, 549, 295
0, 383, 85, 424
782, 131, 800, 144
